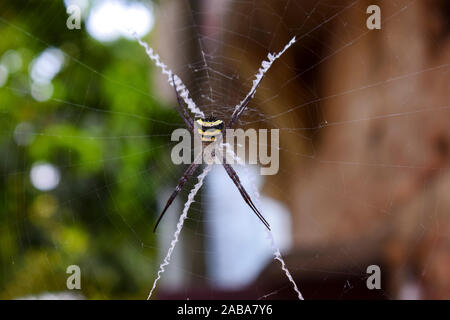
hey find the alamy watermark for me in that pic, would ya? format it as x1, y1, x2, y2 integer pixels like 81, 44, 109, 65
66, 5, 81, 30
66, 265, 81, 290
366, 264, 381, 290
171, 124, 280, 175
366, 5, 381, 30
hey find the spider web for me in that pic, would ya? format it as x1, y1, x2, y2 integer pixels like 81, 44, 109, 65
0, 0, 449, 300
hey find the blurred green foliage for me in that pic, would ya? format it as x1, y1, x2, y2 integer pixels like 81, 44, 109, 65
0, 0, 178, 299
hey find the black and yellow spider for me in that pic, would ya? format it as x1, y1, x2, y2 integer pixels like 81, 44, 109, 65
153, 75, 271, 232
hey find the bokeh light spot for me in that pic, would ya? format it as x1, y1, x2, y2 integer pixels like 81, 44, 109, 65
30, 162, 61, 191
86, 0, 154, 42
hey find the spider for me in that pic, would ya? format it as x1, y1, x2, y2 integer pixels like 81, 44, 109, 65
153, 74, 271, 232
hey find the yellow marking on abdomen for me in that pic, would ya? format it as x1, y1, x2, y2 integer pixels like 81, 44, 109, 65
201, 136, 216, 142
196, 119, 223, 127
197, 128, 222, 136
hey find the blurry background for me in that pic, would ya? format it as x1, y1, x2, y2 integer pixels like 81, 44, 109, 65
0, 0, 449, 299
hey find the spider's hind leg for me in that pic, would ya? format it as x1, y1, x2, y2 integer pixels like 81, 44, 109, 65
222, 162, 271, 230
153, 162, 201, 232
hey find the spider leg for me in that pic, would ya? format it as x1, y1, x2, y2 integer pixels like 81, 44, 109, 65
153, 162, 201, 232
228, 37, 296, 129
227, 87, 258, 129
171, 74, 194, 132
227, 73, 265, 129
222, 163, 271, 230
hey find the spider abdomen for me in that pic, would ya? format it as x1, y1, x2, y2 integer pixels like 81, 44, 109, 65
196, 118, 224, 142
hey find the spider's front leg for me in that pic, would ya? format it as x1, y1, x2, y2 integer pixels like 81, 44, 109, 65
171, 74, 194, 132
